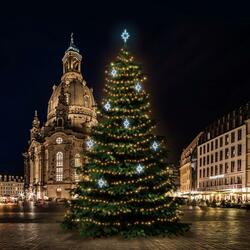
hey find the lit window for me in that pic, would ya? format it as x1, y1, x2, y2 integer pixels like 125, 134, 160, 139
66, 94, 69, 104
56, 137, 63, 144
56, 168, 63, 182
74, 153, 81, 182
56, 152, 63, 167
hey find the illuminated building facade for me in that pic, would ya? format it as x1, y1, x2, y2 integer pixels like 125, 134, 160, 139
0, 175, 24, 198
182, 103, 250, 201
23, 34, 97, 200
180, 132, 203, 193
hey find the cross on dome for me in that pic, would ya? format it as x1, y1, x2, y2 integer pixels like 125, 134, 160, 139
66, 32, 79, 53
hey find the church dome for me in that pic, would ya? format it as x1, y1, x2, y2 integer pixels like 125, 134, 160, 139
46, 35, 97, 130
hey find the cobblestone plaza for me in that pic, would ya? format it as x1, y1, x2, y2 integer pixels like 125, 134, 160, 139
0, 204, 249, 249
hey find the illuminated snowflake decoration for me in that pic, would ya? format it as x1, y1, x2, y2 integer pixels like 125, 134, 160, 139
98, 178, 107, 188
151, 141, 159, 151
104, 101, 111, 111
123, 118, 130, 129
111, 68, 117, 77
121, 29, 130, 43
136, 164, 144, 174
134, 82, 142, 92
86, 138, 94, 150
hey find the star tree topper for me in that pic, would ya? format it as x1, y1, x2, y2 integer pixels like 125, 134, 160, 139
121, 29, 130, 43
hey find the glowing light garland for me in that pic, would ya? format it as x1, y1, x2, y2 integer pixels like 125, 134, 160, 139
72, 200, 176, 215
70, 216, 178, 227
77, 192, 171, 204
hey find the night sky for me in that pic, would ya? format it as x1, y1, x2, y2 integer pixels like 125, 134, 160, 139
1, 2, 250, 175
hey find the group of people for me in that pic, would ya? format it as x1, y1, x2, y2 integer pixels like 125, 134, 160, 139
185, 197, 250, 208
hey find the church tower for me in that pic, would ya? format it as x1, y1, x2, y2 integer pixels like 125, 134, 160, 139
62, 33, 82, 79
46, 33, 96, 130
30, 110, 41, 140
24, 34, 97, 200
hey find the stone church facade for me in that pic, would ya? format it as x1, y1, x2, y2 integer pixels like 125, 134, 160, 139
23, 35, 97, 200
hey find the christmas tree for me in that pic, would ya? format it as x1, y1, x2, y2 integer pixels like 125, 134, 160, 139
63, 30, 189, 238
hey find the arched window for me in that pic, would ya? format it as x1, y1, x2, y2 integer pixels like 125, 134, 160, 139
72, 58, 80, 71
74, 153, 81, 182
66, 93, 70, 104
56, 152, 63, 182
56, 152, 63, 166
75, 153, 81, 167
57, 118, 63, 127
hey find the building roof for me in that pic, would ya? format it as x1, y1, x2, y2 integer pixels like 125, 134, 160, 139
66, 33, 79, 53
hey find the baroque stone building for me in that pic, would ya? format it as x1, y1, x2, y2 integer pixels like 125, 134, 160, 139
23, 34, 97, 200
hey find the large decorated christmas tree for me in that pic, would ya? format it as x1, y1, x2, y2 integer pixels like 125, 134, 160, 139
63, 30, 189, 238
